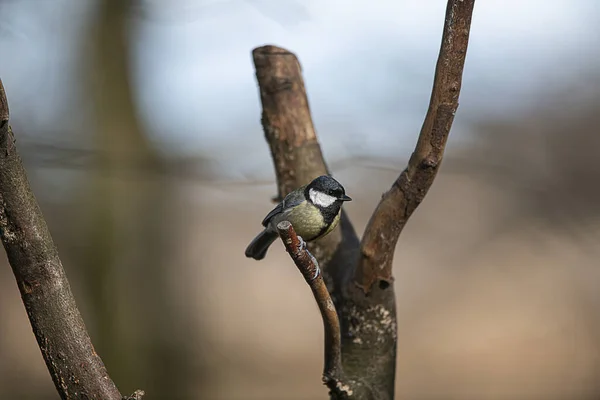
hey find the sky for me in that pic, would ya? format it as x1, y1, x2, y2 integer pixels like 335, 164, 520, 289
0, 0, 599, 179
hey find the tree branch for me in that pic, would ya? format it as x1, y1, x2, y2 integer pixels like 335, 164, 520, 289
276, 221, 351, 397
251, 45, 358, 267
356, 0, 476, 292
251, 45, 327, 198
0, 80, 141, 399
252, 2, 475, 396
253, 46, 392, 400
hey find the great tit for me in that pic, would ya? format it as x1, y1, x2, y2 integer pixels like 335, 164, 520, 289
245, 175, 352, 260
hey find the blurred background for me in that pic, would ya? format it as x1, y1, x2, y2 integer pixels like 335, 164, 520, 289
1, 0, 600, 399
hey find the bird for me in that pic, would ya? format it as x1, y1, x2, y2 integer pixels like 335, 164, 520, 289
245, 175, 352, 260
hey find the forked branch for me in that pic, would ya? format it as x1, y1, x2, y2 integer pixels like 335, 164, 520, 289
0, 80, 141, 399
356, 0, 476, 292
252, 1, 475, 398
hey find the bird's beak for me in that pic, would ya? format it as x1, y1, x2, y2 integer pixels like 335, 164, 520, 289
339, 194, 352, 202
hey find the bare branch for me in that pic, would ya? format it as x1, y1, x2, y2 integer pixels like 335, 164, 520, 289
356, 0, 476, 292
123, 389, 146, 400
276, 221, 344, 386
0, 79, 139, 399
252, 2, 476, 394
253, 45, 392, 400
251, 45, 327, 198
0, 80, 8, 122
251, 45, 357, 265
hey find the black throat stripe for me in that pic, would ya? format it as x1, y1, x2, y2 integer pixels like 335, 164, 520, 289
315, 202, 341, 238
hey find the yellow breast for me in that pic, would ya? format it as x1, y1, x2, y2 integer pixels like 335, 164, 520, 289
279, 202, 341, 241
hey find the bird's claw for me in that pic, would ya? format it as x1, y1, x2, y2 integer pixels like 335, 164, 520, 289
297, 235, 307, 252
311, 265, 321, 281
297, 236, 320, 280
308, 251, 320, 280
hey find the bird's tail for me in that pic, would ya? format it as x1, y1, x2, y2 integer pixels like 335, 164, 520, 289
245, 230, 279, 260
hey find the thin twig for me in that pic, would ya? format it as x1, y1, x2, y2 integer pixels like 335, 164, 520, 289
356, 0, 476, 293
0, 79, 140, 399
276, 221, 350, 396
123, 389, 146, 400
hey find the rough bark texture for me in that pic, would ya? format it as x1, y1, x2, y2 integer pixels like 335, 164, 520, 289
276, 221, 346, 395
251, 45, 358, 279
357, 0, 475, 292
0, 81, 139, 399
253, 46, 393, 400
251, 1, 474, 399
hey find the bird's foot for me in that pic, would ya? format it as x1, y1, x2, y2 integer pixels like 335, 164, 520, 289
297, 235, 307, 252
297, 236, 320, 280
311, 264, 321, 281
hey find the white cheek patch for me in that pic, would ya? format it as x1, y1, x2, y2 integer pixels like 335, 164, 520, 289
309, 188, 337, 207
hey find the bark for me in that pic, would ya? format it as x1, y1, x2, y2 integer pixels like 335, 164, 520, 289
0, 81, 140, 399
356, 0, 475, 292
251, 1, 475, 398
252, 45, 393, 400
276, 221, 345, 394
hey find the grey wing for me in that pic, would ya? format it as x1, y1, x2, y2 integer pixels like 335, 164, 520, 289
261, 202, 283, 227
261, 186, 306, 227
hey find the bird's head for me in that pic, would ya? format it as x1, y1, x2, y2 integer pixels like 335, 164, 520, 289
305, 175, 352, 208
